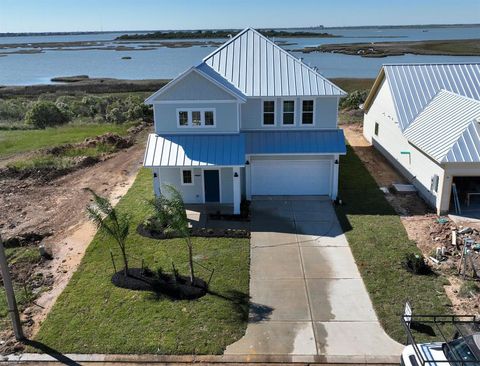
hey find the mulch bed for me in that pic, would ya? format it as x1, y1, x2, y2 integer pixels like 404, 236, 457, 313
111, 268, 207, 300
137, 223, 250, 240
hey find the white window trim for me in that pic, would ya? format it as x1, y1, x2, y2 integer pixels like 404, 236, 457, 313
281, 99, 296, 126
262, 99, 276, 127
300, 99, 315, 126
176, 108, 216, 128
181, 169, 194, 186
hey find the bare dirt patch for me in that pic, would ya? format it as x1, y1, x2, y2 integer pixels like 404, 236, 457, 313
0, 130, 148, 353
342, 121, 480, 317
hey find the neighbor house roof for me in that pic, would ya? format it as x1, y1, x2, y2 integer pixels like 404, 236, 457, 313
202, 28, 346, 97
403, 90, 480, 163
365, 63, 480, 131
144, 130, 346, 167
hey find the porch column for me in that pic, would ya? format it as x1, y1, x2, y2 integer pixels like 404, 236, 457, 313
332, 155, 339, 200
233, 167, 241, 215
153, 168, 161, 197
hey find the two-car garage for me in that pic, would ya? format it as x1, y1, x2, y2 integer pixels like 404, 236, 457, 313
248, 156, 337, 197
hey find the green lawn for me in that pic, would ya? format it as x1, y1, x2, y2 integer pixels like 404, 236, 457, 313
34, 168, 250, 354
335, 146, 451, 343
0, 123, 133, 158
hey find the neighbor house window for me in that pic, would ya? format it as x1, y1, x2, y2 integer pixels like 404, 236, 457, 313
282, 100, 295, 125
431, 174, 439, 193
302, 100, 314, 125
263, 100, 275, 125
181, 169, 193, 185
177, 109, 215, 127
374, 122, 379, 136
178, 111, 189, 126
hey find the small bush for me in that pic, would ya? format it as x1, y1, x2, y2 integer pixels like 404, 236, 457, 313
458, 281, 480, 298
106, 107, 126, 124
340, 89, 369, 110
25, 101, 69, 129
403, 253, 431, 275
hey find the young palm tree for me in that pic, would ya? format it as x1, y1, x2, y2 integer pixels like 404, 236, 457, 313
155, 185, 195, 285
86, 188, 130, 277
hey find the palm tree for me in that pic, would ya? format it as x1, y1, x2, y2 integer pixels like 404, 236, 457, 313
153, 185, 195, 285
86, 188, 130, 277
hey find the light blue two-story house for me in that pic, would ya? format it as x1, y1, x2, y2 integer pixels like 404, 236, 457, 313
143, 28, 347, 214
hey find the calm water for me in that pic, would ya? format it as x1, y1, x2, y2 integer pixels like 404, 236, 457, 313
1, 26, 479, 85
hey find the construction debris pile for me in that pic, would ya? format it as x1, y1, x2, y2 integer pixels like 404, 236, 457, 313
426, 217, 480, 279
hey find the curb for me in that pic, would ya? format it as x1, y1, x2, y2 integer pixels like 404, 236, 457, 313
2, 353, 400, 365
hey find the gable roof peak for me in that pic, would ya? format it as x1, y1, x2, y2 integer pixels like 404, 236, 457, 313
203, 27, 345, 97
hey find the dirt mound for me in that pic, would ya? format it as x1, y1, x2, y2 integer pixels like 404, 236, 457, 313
82, 132, 133, 149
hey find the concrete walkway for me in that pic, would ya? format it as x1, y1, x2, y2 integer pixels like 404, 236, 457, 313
225, 196, 403, 362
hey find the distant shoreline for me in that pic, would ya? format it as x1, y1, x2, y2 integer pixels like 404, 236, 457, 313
297, 39, 480, 57
1, 23, 479, 38
0, 76, 375, 97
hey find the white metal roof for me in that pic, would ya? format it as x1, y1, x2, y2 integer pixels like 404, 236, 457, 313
202, 28, 346, 97
144, 66, 246, 104
403, 90, 480, 163
384, 63, 480, 131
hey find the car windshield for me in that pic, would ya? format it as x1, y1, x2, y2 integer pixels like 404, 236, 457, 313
443, 337, 480, 365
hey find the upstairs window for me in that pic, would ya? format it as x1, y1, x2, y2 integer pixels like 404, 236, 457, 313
205, 111, 214, 126
282, 100, 295, 125
263, 101, 275, 125
177, 109, 215, 127
178, 111, 189, 126
192, 111, 201, 126
302, 100, 314, 125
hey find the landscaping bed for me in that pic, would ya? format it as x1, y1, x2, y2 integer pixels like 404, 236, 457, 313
335, 146, 452, 343
33, 168, 250, 354
138, 219, 250, 240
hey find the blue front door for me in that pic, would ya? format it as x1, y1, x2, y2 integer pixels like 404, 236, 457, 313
204, 170, 220, 202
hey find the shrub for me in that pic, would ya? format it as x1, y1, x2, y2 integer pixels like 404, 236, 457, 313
403, 253, 431, 275
458, 281, 480, 298
105, 107, 125, 124
25, 101, 69, 129
340, 89, 369, 110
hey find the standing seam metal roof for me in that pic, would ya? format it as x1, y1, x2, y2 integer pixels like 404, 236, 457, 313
143, 130, 346, 167
384, 63, 480, 131
403, 90, 480, 163
202, 28, 346, 97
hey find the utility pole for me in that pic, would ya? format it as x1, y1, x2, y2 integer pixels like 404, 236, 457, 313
0, 234, 24, 340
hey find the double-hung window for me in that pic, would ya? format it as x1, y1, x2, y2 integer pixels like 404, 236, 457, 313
282, 100, 295, 125
177, 109, 215, 127
263, 100, 275, 126
301, 100, 314, 125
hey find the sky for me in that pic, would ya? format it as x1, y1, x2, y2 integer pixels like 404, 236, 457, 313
0, 0, 479, 33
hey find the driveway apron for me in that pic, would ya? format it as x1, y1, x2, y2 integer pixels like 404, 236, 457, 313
224, 196, 403, 361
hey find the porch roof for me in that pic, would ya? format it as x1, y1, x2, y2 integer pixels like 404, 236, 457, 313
144, 133, 246, 167
144, 130, 346, 168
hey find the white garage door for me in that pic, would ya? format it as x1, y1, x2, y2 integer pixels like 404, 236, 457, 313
251, 159, 332, 196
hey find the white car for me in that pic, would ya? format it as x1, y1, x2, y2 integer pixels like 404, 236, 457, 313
401, 333, 480, 366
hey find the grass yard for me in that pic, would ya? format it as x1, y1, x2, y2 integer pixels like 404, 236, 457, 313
0, 123, 133, 158
34, 168, 250, 354
335, 146, 451, 343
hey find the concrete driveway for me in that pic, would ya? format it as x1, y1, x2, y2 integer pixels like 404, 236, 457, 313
224, 196, 403, 362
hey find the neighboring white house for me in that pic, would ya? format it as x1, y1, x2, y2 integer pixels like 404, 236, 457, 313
143, 28, 347, 214
363, 63, 480, 215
